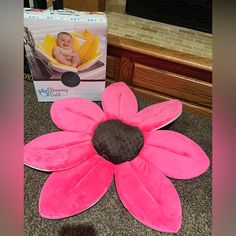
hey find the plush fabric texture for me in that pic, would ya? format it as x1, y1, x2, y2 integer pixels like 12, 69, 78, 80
115, 158, 182, 232
39, 155, 114, 219
92, 119, 144, 164
24, 82, 210, 233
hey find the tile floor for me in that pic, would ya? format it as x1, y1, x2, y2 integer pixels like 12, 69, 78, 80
106, 12, 212, 59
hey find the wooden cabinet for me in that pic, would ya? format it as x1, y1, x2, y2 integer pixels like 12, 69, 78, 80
106, 55, 120, 81
132, 63, 212, 108
47, 0, 106, 11
107, 34, 212, 117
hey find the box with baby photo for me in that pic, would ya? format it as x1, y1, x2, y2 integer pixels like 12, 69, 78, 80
24, 8, 107, 102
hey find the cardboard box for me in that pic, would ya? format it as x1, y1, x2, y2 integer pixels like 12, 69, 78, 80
24, 8, 107, 102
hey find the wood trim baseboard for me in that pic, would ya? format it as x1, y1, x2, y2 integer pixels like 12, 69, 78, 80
108, 34, 212, 73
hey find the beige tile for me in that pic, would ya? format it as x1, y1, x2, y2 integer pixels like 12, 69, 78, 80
203, 45, 212, 50
124, 34, 136, 38
200, 34, 212, 39
154, 34, 168, 40
138, 33, 154, 39
106, 11, 212, 59
124, 34, 142, 41
179, 29, 197, 35
141, 38, 162, 46
124, 23, 141, 29
140, 27, 158, 34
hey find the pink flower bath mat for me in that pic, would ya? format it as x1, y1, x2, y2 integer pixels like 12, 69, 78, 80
24, 82, 210, 233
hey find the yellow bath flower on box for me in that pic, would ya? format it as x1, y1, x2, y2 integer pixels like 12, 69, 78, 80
36, 31, 102, 73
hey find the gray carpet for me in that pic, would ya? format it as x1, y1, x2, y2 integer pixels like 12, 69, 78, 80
24, 81, 212, 236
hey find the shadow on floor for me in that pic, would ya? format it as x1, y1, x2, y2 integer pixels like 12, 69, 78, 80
58, 224, 97, 236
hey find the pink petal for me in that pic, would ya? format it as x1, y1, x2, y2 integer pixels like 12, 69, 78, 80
128, 100, 182, 131
39, 155, 114, 219
115, 157, 182, 233
50, 98, 105, 133
24, 131, 95, 171
101, 82, 138, 120
141, 131, 210, 179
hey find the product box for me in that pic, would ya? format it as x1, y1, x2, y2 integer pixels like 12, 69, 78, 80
24, 8, 107, 101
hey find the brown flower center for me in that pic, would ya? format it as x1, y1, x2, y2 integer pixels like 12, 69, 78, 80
92, 120, 144, 164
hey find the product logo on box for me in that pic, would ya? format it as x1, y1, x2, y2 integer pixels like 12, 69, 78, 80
38, 88, 69, 97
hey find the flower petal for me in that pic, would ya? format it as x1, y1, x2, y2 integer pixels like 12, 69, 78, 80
141, 131, 210, 179
39, 155, 114, 219
24, 131, 95, 171
115, 157, 182, 233
128, 100, 182, 131
101, 82, 138, 120
50, 98, 105, 133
